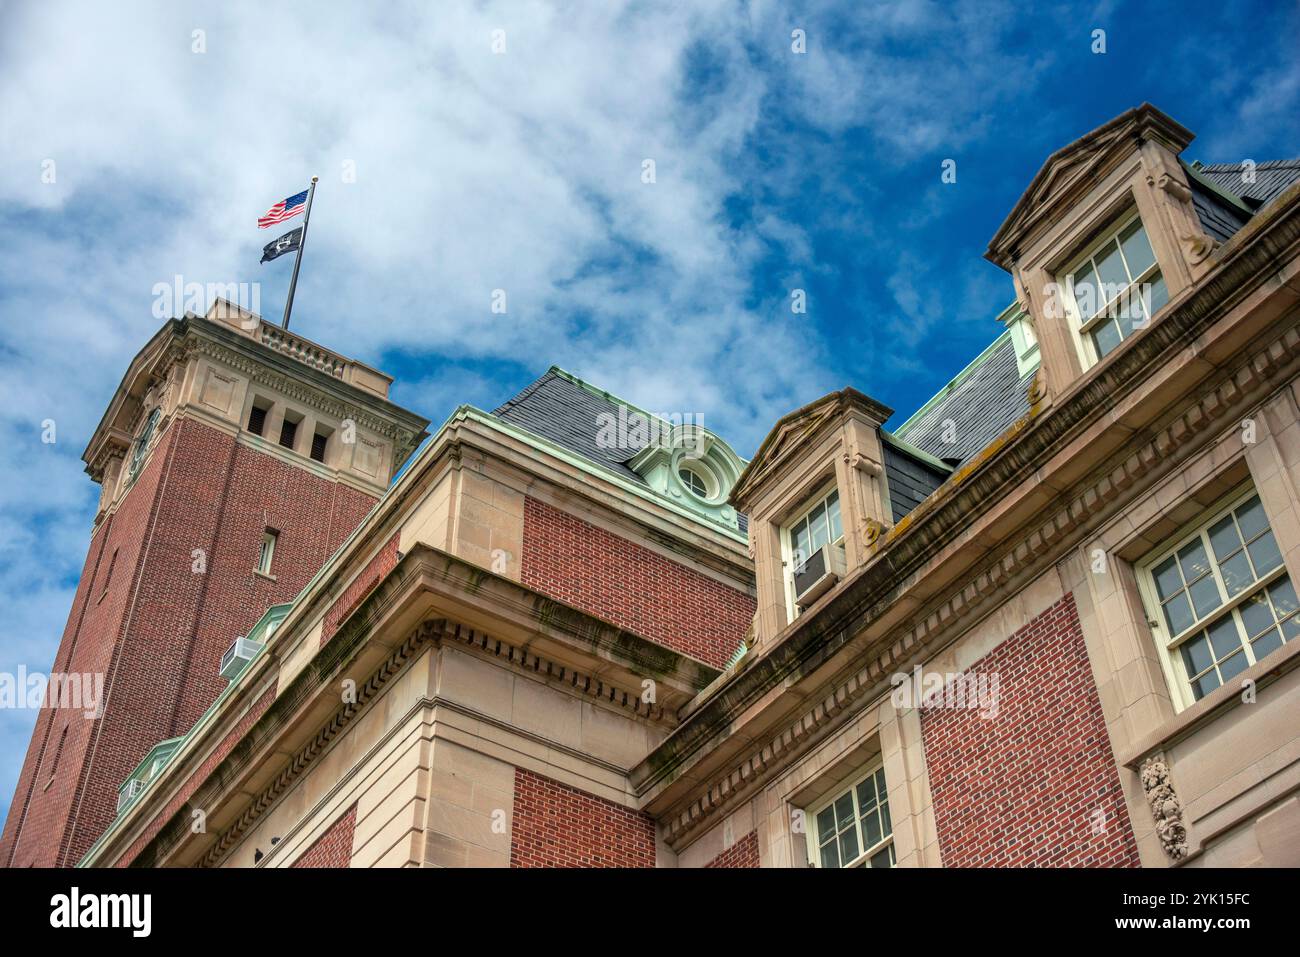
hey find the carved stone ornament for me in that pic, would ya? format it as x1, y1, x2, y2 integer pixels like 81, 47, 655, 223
1140, 753, 1188, 861
863, 518, 889, 546
1181, 231, 1215, 265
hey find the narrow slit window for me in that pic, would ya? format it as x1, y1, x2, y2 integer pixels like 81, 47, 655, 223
258, 529, 278, 576
310, 430, 328, 463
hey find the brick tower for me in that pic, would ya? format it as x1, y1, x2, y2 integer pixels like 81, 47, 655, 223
0, 301, 428, 867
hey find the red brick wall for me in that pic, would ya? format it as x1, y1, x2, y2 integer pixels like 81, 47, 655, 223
1, 414, 377, 868
919, 593, 1139, 867
291, 804, 357, 868
705, 829, 759, 867
519, 496, 754, 668
321, 533, 400, 646
510, 768, 655, 868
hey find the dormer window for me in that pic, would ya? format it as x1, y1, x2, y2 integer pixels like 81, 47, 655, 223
1063, 214, 1169, 365
785, 484, 846, 615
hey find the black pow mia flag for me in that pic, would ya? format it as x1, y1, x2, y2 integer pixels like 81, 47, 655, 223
260, 227, 302, 263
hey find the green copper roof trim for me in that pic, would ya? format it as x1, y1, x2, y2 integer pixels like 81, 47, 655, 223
894, 312, 1018, 438
879, 429, 954, 474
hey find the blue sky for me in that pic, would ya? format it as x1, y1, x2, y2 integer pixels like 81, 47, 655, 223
1, 0, 1297, 825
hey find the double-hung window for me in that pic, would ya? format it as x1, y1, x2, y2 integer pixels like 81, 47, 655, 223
808, 763, 895, 868
784, 485, 845, 615
1064, 214, 1169, 364
786, 486, 843, 573
1139, 487, 1297, 707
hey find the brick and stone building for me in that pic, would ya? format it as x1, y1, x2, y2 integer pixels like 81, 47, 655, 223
7, 103, 1300, 868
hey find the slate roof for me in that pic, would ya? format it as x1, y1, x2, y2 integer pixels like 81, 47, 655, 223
493, 368, 648, 485
893, 332, 1033, 466
1187, 159, 1300, 244
1194, 159, 1300, 207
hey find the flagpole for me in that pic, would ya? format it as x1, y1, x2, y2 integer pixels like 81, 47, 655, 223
281, 176, 318, 330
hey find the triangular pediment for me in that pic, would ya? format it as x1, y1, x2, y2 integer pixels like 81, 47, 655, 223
986, 104, 1194, 269
731, 387, 891, 509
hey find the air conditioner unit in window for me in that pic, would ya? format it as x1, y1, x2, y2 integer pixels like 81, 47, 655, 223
117, 778, 146, 812
219, 636, 265, 681
793, 543, 846, 609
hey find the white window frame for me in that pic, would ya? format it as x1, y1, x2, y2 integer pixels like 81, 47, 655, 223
804, 761, 895, 869
781, 481, 845, 619
1059, 211, 1165, 369
1136, 483, 1295, 711
258, 529, 278, 577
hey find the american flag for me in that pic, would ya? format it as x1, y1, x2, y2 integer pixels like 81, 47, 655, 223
257, 189, 308, 228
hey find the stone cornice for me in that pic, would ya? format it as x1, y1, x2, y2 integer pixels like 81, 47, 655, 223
637, 188, 1300, 846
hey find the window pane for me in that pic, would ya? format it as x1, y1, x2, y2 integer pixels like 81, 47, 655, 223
1093, 319, 1122, 358
1190, 670, 1220, 700
1207, 516, 1242, 562
1187, 575, 1223, 619
1152, 557, 1183, 600
1246, 531, 1282, 577
1234, 496, 1268, 540
816, 806, 835, 837
1252, 628, 1283, 659
833, 792, 854, 827
1162, 592, 1195, 636
1072, 263, 1099, 319
1094, 242, 1129, 299
879, 800, 892, 838
820, 839, 840, 869
1269, 577, 1298, 616
827, 493, 842, 542
1218, 650, 1249, 683
1119, 220, 1156, 276
1218, 551, 1255, 597
1181, 633, 1213, 675
1206, 615, 1243, 660
862, 811, 882, 849
808, 502, 829, 553
856, 777, 877, 812
869, 846, 894, 868
1239, 591, 1275, 638
791, 521, 810, 569
1177, 541, 1212, 583
838, 828, 859, 865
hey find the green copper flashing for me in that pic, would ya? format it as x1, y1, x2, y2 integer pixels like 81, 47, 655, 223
1184, 159, 1257, 217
